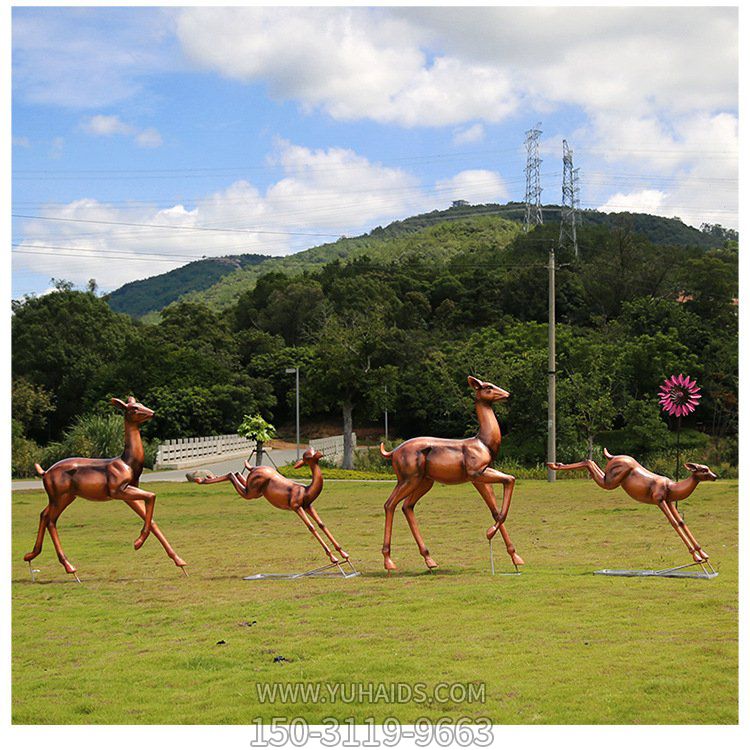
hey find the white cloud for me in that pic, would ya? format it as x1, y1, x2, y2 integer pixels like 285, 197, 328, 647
176, 7, 517, 127
597, 189, 667, 216
13, 136, 31, 148
13, 141, 506, 290
83, 114, 133, 137
453, 124, 485, 146
81, 114, 163, 148
48, 136, 64, 160
176, 7, 736, 126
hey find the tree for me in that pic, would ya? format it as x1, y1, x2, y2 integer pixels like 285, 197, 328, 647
237, 414, 276, 466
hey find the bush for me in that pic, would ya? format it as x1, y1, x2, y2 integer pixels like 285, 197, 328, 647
11, 420, 43, 478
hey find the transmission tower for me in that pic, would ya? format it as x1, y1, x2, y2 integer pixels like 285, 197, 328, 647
559, 139, 580, 257
524, 122, 543, 231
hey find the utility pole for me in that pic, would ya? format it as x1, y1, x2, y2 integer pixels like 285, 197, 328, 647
384, 385, 389, 443
285, 366, 300, 461
524, 123, 544, 231
547, 247, 557, 482
559, 139, 580, 258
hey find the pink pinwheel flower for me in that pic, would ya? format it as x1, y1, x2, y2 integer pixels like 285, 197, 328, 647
658, 374, 701, 417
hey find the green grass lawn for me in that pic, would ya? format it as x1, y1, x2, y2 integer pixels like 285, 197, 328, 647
12, 478, 737, 724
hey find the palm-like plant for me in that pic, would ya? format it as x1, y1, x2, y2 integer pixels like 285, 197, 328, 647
237, 414, 276, 466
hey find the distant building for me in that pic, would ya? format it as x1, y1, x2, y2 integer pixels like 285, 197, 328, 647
452, 200, 469, 208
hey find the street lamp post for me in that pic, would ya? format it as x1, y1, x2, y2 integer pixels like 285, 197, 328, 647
285, 367, 300, 461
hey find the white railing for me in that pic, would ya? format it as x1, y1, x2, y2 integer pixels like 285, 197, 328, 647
310, 433, 357, 466
154, 434, 256, 469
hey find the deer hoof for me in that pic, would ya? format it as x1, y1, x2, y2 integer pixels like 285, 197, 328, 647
23, 551, 39, 562
699, 550, 710, 562
486, 524, 501, 541
511, 552, 525, 566
328, 555, 340, 565
134, 535, 147, 550
338, 549, 350, 560
63, 562, 77, 574
424, 555, 438, 569
383, 556, 397, 572
173, 556, 187, 567
692, 550, 704, 563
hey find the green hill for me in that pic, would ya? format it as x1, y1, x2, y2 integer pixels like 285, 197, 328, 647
105, 203, 730, 318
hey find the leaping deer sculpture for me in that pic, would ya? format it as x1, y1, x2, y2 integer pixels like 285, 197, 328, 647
547, 449, 716, 564
379, 376, 524, 572
191, 446, 351, 568
24, 396, 187, 580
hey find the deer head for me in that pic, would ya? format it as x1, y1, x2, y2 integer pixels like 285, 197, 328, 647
684, 462, 718, 482
467, 376, 510, 402
111, 396, 155, 424
294, 447, 324, 469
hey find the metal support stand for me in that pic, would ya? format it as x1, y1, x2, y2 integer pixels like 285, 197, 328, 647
244, 559, 359, 581
243, 447, 279, 472
594, 559, 717, 579
488, 539, 522, 576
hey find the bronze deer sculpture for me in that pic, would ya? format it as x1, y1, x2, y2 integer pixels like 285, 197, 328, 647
24, 396, 187, 580
191, 446, 351, 567
379, 376, 523, 572
547, 448, 716, 564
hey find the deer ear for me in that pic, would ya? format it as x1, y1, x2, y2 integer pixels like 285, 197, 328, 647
684, 462, 698, 472
111, 397, 127, 410
467, 375, 482, 390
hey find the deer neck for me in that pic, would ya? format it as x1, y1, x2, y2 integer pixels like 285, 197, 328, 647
122, 421, 145, 472
304, 461, 324, 503
669, 475, 699, 502
475, 399, 501, 457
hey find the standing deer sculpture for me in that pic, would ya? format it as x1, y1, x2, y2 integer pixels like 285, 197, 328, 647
547, 449, 716, 564
190, 446, 351, 569
379, 375, 523, 572
24, 396, 187, 580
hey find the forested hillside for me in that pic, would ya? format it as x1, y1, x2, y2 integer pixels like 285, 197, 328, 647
103, 203, 729, 318
13, 213, 738, 478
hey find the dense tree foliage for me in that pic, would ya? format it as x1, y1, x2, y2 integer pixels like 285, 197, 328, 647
12, 214, 738, 476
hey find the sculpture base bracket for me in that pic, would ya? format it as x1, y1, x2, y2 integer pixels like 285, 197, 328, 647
489, 539, 522, 576
594, 560, 717, 579
244, 560, 359, 581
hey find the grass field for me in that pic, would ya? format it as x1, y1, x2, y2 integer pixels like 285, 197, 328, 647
12, 478, 737, 724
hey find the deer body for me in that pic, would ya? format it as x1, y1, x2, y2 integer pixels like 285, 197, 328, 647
24, 397, 187, 578
547, 448, 717, 563
192, 447, 349, 564
379, 376, 523, 572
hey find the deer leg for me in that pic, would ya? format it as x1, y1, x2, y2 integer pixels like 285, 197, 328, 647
472, 481, 524, 566
382, 478, 422, 571
123, 499, 187, 567
113, 485, 155, 549
658, 501, 705, 563
474, 468, 517, 540
401, 479, 437, 569
24, 505, 50, 563
666, 500, 708, 561
295, 507, 338, 564
305, 505, 349, 561
46, 496, 78, 575
547, 460, 617, 490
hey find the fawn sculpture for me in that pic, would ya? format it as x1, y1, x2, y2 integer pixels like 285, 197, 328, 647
379, 376, 523, 572
24, 397, 187, 581
547, 449, 716, 566
191, 447, 352, 572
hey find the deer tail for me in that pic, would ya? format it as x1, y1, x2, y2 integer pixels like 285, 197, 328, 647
379, 443, 394, 459
34, 463, 46, 477
603, 448, 614, 460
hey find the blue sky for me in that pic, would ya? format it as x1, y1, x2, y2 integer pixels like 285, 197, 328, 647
11, 5, 738, 297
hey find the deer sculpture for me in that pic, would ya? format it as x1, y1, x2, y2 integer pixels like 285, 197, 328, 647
379, 375, 524, 572
547, 449, 717, 564
190, 446, 351, 569
24, 396, 187, 581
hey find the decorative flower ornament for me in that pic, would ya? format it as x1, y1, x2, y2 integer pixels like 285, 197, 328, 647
658, 374, 701, 418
